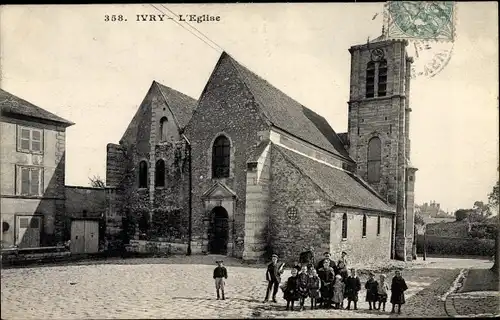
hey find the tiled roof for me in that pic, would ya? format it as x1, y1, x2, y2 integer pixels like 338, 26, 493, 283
0, 89, 74, 126
154, 81, 197, 130
275, 144, 395, 213
247, 139, 271, 162
224, 53, 353, 162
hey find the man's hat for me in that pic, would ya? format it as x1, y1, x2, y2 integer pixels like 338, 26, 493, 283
272, 254, 278, 258
324, 251, 331, 255
216, 260, 223, 263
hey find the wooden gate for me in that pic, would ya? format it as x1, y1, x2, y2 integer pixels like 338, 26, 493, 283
15, 215, 42, 248
70, 220, 99, 254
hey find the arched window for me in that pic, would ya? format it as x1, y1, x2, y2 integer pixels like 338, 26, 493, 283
377, 215, 381, 235
155, 159, 165, 187
342, 213, 348, 239
138, 160, 148, 188
212, 135, 230, 178
159, 117, 168, 141
378, 60, 387, 97
367, 137, 382, 183
366, 62, 375, 98
362, 214, 367, 237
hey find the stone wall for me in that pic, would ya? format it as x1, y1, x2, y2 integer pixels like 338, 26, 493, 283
329, 209, 393, 265
242, 142, 271, 262
267, 144, 393, 266
184, 54, 269, 257
106, 143, 125, 188
65, 186, 106, 217
104, 83, 190, 250
268, 146, 334, 266
104, 187, 123, 251
150, 142, 189, 243
127, 239, 188, 255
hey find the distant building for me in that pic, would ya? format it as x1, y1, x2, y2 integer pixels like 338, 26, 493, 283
0, 89, 74, 248
417, 200, 451, 218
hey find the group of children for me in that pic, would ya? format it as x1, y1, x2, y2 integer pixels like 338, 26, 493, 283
212, 251, 409, 314
280, 251, 409, 314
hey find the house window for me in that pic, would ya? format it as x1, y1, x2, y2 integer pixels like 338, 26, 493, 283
155, 159, 165, 187
362, 214, 367, 237
17, 166, 43, 196
367, 137, 382, 183
378, 60, 387, 97
366, 62, 375, 98
17, 126, 43, 154
342, 213, 348, 239
377, 215, 381, 235
212, 135, 230, 178
159, 117, 168, 141
138, 161, 148, 188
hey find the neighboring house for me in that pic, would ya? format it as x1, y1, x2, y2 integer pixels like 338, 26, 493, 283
106, 33, 417, 264
0, 89, 74, 248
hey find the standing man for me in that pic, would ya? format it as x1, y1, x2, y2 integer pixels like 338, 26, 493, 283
316, 252, 335, 272
337, 251, 349, 281
263, 254, 285, 303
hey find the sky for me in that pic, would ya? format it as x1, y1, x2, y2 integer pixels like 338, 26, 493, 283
1, 3, 498, 213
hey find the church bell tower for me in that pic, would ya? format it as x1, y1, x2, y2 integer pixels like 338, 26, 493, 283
346, 33, 417, 261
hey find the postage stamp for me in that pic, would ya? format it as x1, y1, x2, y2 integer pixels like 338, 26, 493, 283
386, 1, 455, 41
384, 1, 456, 79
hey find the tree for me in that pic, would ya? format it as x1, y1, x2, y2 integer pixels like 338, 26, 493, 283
469, 201, 492, 222
415, 211, 425, 226
89, 175, 106, 188
455, 209, 473, 222
488, 180, 499, 208
487, 179, 499, 273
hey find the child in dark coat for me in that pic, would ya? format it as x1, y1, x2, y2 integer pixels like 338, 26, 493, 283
365, 272, 379, 310
318, 259, 335, 308
213, 260, 228, 300
283, 268, 299, 311
344, 268, 361, 310
296, 265, 310, 311
308, 268, 321, 310
390, 270, 408, 314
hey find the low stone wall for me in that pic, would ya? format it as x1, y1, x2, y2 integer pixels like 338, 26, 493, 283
127, 240, 188, 256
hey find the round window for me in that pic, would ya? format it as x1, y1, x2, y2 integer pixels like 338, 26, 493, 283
286, 206, 299, 222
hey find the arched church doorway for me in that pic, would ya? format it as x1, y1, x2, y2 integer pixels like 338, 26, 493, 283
209, 206, 229, 255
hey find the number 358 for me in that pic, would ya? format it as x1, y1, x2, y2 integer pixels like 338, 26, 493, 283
104, 15, 126, 22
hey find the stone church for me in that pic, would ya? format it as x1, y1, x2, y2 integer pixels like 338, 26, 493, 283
106, 35, 417, 264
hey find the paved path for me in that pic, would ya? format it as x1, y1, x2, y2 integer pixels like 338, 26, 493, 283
1, 257, 471, 319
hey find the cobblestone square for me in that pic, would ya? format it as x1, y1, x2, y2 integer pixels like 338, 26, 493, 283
0, 257, 492, 319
